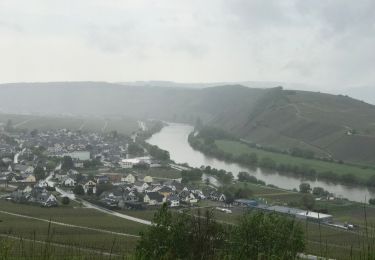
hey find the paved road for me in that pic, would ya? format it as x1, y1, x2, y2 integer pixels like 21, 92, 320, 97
45, 174, 152, 225
13, 118, 34, 128
80, 200, 152, 225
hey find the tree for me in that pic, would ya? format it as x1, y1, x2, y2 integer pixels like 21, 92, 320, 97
299, 183, 311, 193
136, 205, 305, 259
369, 198, 375, 205
181, 169, 202, 184
136, 204, 226, 260
230, 212, 305, 259
312, 187, 328, 197
148, 144, 170, 161
96, 183, 114, 196
73, 185, 84, 195
238, 172, 258, 183
46, 160, 57, 172
30, 129, 38, 137
61, 156, 74, 171
5, 119, 13, 132
61, 197, 70, 205
259, 157, 276, 169
128, 143, 144, 156
33, 166, 45, 181
301, 194, 315, 210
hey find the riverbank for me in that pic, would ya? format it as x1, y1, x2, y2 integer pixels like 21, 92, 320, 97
188, 132, 375, 189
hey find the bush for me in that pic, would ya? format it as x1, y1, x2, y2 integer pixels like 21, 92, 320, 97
136, 204, 305, 259
230, 212, 305, 259
61, 197, 70, 205
45, 186, 56, 192
299, 183, 311, 193
259, 157, 276, 169
301, 194, 315, 210
73, 185, 85, 195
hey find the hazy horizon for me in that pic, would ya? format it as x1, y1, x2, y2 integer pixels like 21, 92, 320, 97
1, 0, 374, 92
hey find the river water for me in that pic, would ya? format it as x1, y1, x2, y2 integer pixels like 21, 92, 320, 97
147, 123, 375, 203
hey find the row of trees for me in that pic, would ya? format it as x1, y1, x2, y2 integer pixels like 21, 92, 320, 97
201, 166, 234, 185
218, 185, 254, 204
145, 144, 170, 161
237, 171, 266, 185
136, 204, 305, 259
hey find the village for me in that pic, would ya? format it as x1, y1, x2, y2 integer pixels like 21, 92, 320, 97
0, 127, 229, 210
0, 125, 356, 231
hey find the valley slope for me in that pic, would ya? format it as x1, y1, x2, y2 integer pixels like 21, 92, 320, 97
1, 82, 375, 164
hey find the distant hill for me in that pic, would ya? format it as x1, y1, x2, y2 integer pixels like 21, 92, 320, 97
1, 82, 375, 164
343, 86, 375, 105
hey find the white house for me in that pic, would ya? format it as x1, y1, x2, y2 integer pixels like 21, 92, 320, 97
144, 192, 165, 205
64, 151, 90, 161
42, 194, 58, 207
135, 182, 149, 193
83, 180, 97, 194
143, 175, 153, 183
23, 174, 36, 183
122, 173, 136, 184
74, 162, 84, 168
63, 177, 76, 187
168, 195, 180, 207
36, 180, 49, 188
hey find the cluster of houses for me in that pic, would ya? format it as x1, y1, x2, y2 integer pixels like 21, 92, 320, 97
0, 162, 37, 184
98, 173, 227, 209
1, 128, 228, 210
9, 181, 58, 207
52, 170, 227, 209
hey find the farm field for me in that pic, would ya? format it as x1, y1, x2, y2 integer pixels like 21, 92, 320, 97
0, 201, 147, 257
216, 139, 375, 181
134, 168, 182, 180
1, 193, 375, 259
188, 203, 372, 259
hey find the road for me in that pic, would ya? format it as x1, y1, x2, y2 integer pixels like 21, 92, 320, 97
45, 174, 152, 225
13, 118, 34, 128
13, 148, 26, 164
80, 200, 152, 225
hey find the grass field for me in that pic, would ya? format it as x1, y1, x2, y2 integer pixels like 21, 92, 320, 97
216, 139, 375, 181
134, 168, 182, 180
0, 201, 146, 257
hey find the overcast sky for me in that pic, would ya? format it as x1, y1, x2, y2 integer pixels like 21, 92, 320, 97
0, 0, 374, 91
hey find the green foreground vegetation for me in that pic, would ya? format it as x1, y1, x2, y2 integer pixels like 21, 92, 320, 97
2, 197, 375, 259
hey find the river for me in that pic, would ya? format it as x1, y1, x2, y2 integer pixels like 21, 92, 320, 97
146, 123, 375, 203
